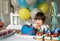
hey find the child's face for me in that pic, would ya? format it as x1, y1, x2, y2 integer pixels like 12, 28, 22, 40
35, 19, 43, 26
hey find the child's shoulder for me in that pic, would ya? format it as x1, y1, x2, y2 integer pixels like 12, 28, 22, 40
41, 24, 49, 29
41, 24, 50, 31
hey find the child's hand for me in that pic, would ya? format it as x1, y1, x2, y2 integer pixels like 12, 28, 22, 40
35, 25, 40, 30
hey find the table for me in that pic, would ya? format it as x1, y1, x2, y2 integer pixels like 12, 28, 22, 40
0, 33, 37, 41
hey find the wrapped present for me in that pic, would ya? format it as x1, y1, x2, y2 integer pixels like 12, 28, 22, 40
21, 25, 36, 35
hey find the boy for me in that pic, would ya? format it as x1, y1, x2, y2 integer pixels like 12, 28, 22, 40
33, 12, 49, 33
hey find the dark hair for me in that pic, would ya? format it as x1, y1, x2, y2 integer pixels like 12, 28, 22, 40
34, 12, 46, 23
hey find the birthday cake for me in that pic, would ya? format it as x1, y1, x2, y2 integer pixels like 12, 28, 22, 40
36, 31, 45, 41
44, 29, 52, 41
44, 34, 52, 41
52, 37, 60, 41
52, 33, 60, 41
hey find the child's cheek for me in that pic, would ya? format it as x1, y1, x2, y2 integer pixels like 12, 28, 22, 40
35, 21, 42, 25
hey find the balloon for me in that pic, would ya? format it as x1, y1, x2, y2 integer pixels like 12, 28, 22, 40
38, 0, 46, 4
19, 8, 31, 20
29, 3, 38, 10
31, 8, 40, 19
18, 0, 29, 8
26, 0, 37, 6
38, 3, 50, 14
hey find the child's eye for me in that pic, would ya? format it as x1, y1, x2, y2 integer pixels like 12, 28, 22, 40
37, 19, 42, 21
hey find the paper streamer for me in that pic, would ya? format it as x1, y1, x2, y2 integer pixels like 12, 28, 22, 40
52, 0, 58, 30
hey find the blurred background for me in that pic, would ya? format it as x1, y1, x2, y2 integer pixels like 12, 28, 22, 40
0, 0, 60, 27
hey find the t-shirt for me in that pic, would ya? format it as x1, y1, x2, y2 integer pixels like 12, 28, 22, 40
32, 24, 50, 32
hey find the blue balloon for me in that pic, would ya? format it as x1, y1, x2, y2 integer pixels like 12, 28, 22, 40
22, 25, 36, 35
18, 0, 29, 8
38, 0, 46, 4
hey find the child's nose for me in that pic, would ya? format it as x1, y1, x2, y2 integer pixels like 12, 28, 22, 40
36, 21, 40, 24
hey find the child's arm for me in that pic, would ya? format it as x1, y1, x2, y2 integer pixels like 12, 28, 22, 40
35, 25, 41, 30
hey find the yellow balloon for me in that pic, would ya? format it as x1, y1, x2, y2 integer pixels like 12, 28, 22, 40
38, 3, 50, 14
19, 8, 31, 20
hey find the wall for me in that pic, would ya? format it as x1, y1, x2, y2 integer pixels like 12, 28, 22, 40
0, 0, 2, 18
0, 0, 10, 26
